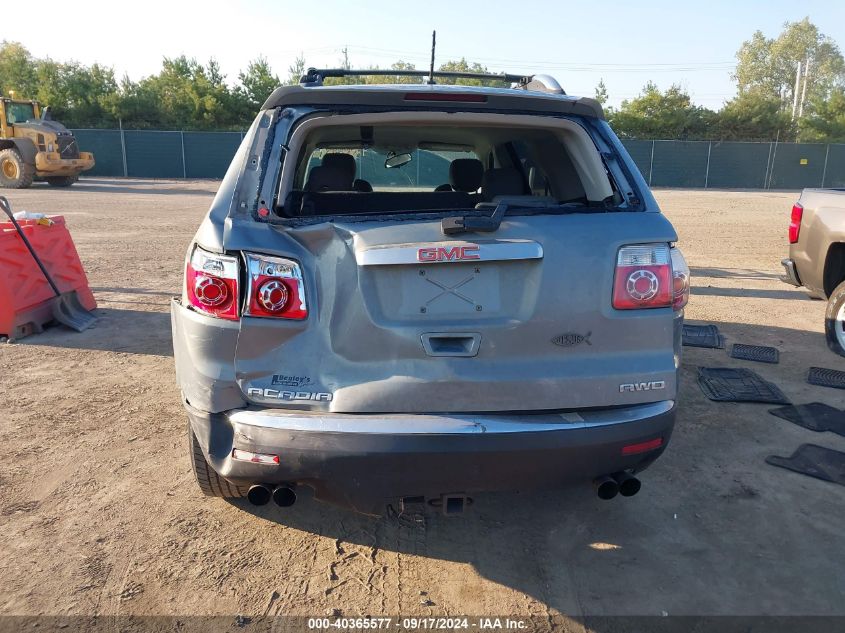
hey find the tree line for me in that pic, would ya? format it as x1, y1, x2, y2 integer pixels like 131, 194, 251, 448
1, 18, 843, 141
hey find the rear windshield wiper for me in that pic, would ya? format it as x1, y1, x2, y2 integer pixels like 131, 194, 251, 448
441, 199, 598, 235
442, 201, 510, 236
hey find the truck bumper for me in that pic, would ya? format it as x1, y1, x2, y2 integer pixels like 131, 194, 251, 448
35, 151, 95, 176
780, 258, 802, 287
186, 399, 676, 514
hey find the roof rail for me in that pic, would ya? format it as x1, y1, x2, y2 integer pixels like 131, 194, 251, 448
521, 74, 565, 95
300, 68, 532, 86
299, 68, 564, 94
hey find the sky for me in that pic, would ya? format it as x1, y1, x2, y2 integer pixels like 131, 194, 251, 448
6, 0, 845, 109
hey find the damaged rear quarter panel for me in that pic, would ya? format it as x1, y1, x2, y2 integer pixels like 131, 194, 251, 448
171, 298, 246, 412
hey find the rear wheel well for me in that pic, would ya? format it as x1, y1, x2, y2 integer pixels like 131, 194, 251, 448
824, 243, 845, 297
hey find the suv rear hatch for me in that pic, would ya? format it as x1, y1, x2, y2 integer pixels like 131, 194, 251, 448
227, 109, 681, 414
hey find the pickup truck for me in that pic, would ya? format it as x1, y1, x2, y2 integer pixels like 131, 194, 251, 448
782, 188, 845, 357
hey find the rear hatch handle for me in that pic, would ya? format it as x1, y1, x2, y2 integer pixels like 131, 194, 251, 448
421, 333, 481, 357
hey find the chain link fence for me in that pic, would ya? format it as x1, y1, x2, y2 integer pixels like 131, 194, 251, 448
72, 129, 845, 189
621, 139, 845, 189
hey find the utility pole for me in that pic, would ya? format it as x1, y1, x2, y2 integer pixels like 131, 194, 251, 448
791, 61, 801, 120
798, 58, 811, 119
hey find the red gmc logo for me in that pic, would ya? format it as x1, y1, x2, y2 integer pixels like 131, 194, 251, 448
417, 245, 481, 262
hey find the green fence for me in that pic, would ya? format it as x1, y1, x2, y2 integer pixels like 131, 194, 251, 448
70, 129, 845, 189
619, 139, 845, 189
71, 129, 243, 179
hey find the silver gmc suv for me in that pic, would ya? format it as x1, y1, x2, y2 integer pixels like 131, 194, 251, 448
171, 69, 690, 515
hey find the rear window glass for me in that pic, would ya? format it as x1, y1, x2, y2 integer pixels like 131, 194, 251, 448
304, 148, 478, 191
280, 121, 614, 217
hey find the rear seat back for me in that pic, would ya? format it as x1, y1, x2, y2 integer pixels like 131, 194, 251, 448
285, 191, 476, 217
481, 167, 527, 202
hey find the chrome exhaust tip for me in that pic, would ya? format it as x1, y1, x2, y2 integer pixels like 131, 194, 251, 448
272, 486, 297, 508
593, 475, 619, 500
247, 484, 272, 506
613, 472, 642, 497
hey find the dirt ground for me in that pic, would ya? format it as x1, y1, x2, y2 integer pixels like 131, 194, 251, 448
1, 180, 843, 623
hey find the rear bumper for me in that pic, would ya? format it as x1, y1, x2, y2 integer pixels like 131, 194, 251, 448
34, 151, 95, 175
780, 258, 802, 287
186, 399, 676, 514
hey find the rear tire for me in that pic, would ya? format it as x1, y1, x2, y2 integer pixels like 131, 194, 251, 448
188, 423, 247, 498
825, 280, 845, 358
0, 148, 35, 189
46, 176, 78, 187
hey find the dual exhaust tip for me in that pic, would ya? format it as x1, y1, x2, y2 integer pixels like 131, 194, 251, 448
250, 477, 638, 507
593, 472, 641, 500
247, 484, 296, 507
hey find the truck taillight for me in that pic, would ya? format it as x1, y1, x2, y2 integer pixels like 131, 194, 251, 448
670, 248, 690, 311
244, 252, 307, 319
789, 203, 803, 244
613, 244, 672, 310
186, 246, 239, 320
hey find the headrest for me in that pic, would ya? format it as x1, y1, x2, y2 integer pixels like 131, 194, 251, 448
305, 165, 353, 192
449, 158, 484, 193
321, 153, 357, 181
481, 167, 526, 201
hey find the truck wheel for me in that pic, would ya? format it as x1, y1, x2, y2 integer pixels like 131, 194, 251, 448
825, 280, 845, 358
46, 176, 78, 187
0, 148, 35, 189
188, 423, 247, 498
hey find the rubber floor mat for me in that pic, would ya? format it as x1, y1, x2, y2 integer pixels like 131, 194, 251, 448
808, 367, 845, 390
769, 403, 845, 436
682, 324, 725, 349
697, 367, 791, 404
766, 444, 845, 486
730, 343, 779, 364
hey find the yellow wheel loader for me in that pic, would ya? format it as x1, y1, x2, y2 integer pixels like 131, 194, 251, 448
0, 97, 95, 189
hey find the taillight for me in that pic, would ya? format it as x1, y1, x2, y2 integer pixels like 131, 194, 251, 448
789, 203, 803, 244
244, 252, 307, 319
613, 244, 672, 310
670, 248, 690, 311
186, 246, 239, 320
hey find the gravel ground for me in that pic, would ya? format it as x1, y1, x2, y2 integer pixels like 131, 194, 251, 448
0, 180, 843, 622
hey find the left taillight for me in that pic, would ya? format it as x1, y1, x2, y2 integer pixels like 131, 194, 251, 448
244, 252, 307, 319
186, 245, 240, 320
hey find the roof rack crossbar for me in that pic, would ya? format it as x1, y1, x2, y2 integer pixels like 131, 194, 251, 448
300, 68, 533, 87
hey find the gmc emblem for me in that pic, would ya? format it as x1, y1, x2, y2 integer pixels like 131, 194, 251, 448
417, 245, 481, 262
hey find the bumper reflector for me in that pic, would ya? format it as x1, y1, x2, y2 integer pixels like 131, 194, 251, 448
621, 437, 663, 456
232, 448, 280, 465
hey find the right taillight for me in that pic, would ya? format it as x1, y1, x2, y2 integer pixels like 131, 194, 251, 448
789, 203, 803, 244
244, 252, 307, 319
670, 248, 690, 311
186, 245, 239, 320
613, 244, 672, 310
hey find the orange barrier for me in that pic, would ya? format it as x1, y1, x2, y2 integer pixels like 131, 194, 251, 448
0, 216, 96, 340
